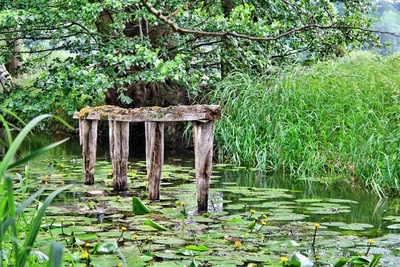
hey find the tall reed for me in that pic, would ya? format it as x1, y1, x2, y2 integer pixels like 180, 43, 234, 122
0, 111, 73, 266
209, 51, 400, 196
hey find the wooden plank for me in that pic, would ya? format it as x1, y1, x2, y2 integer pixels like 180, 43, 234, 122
145, 122, 164, 200
109, 120, 129, 191
74, 105, 221, 122
81, 119, 98, 185
193, 121, 215, 213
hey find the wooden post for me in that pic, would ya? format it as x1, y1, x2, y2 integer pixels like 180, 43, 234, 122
80, 119, 98, 185
193, 121, 215, 213
109, 120, 129, 191
145, 122, 164, 200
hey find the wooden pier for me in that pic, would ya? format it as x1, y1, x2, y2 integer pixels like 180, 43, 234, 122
74, 105, 221, 212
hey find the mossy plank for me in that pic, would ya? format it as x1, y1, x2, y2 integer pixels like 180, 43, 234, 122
73, 105, 221, 122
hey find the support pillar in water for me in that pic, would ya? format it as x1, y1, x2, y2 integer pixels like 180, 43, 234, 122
109, 120, 130, 191
80, 119, 98, 185
145, 122, 164, 200
193, 121, 215, 213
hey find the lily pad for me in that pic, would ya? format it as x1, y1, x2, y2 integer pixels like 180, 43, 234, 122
339, 223, 374, 231
387, 223, 400, 229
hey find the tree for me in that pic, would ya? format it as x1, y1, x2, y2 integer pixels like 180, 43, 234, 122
0, 0, 381, 115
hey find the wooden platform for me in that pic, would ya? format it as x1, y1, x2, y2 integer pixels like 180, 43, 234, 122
73, 105, 221, 212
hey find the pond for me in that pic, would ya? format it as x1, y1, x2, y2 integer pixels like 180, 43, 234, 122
4, 132, 400, 266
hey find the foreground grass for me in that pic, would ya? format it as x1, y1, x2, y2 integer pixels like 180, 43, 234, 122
210, 51, 400, 197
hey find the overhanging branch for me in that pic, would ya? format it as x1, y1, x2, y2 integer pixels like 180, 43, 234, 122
140, 0, 400, 41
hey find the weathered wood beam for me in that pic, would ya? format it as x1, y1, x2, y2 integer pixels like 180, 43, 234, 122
145, 122, 164, 200
109, 120, 129, 191
80, 119, 98, 185
73, 105, 221, 122
193, 121, 215, 213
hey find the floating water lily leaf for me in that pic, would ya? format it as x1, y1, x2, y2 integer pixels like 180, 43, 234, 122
175, 249, 199, 256
383, 216, 400, 223
90, 255, 127, 267
224, 204, 246, 211
238, 197, 265, 202
292, 252, 313, 267
339, 223, 374, 231
93, 241, 118, 254
326, 198, 358, 204
152, 237, 187, 246
75, 233, 99, 241
186, 245, 208, 251
252, 201, 295, 209
387, 223, 400, 229
321, 221, 347, 227
268, 213, 308, 221
132, 196, 151, 214
271, 240, 300, 247
295, 198, 323, 203
305, 206, 350, 215
244, 254, 275, 263
143, 219, 169, 231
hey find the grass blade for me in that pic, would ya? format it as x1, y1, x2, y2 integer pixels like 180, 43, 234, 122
47, 242, 63, 267
17, 184, 72, 267
8, 138, 70, 169
0, 114, 53, 180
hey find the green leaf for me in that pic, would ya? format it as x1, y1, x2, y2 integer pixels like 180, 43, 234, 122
0, 114, 53, 180
189, 259, 198, 267
246, 220, 256, 230
185, 245, 208, 251
47, 242, 63, 267
8, 138, 70, 169
93, 241, 118, 254
132, 196, 151, 214
143, 219, 169, 231
291, 252, 313, 267
17, 184, 72, 267
334, 258, 349, 267
351, 256, 370, 264
368, 254, 381, 267
176, 249, 199, 256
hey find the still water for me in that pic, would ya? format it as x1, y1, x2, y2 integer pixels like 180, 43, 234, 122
3, 131, 400, 266
12, 132, 398, 237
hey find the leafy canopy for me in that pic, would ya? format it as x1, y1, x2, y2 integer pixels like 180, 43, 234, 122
0, 0, 379, 114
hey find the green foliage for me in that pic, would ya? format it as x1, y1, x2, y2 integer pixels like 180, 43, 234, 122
210, 51, 400, 196
132, 196, 151, 214
0, 113, 73, 266
0, 0, 380, 120
143, 219, 169, 231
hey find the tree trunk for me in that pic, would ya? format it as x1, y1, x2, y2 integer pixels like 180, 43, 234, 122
92, 4, 192, 153
5, 39, 22, 77
0, 64, 14, 93
221, 0, 234, 78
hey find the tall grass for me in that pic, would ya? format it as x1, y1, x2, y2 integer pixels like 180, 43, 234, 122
0, 111, 73, 266
209, 51, 400, 196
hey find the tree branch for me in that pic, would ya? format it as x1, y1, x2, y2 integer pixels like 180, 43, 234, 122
140, 0, 400, 41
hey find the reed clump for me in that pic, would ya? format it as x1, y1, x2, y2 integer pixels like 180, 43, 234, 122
209, 51, 400, 196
